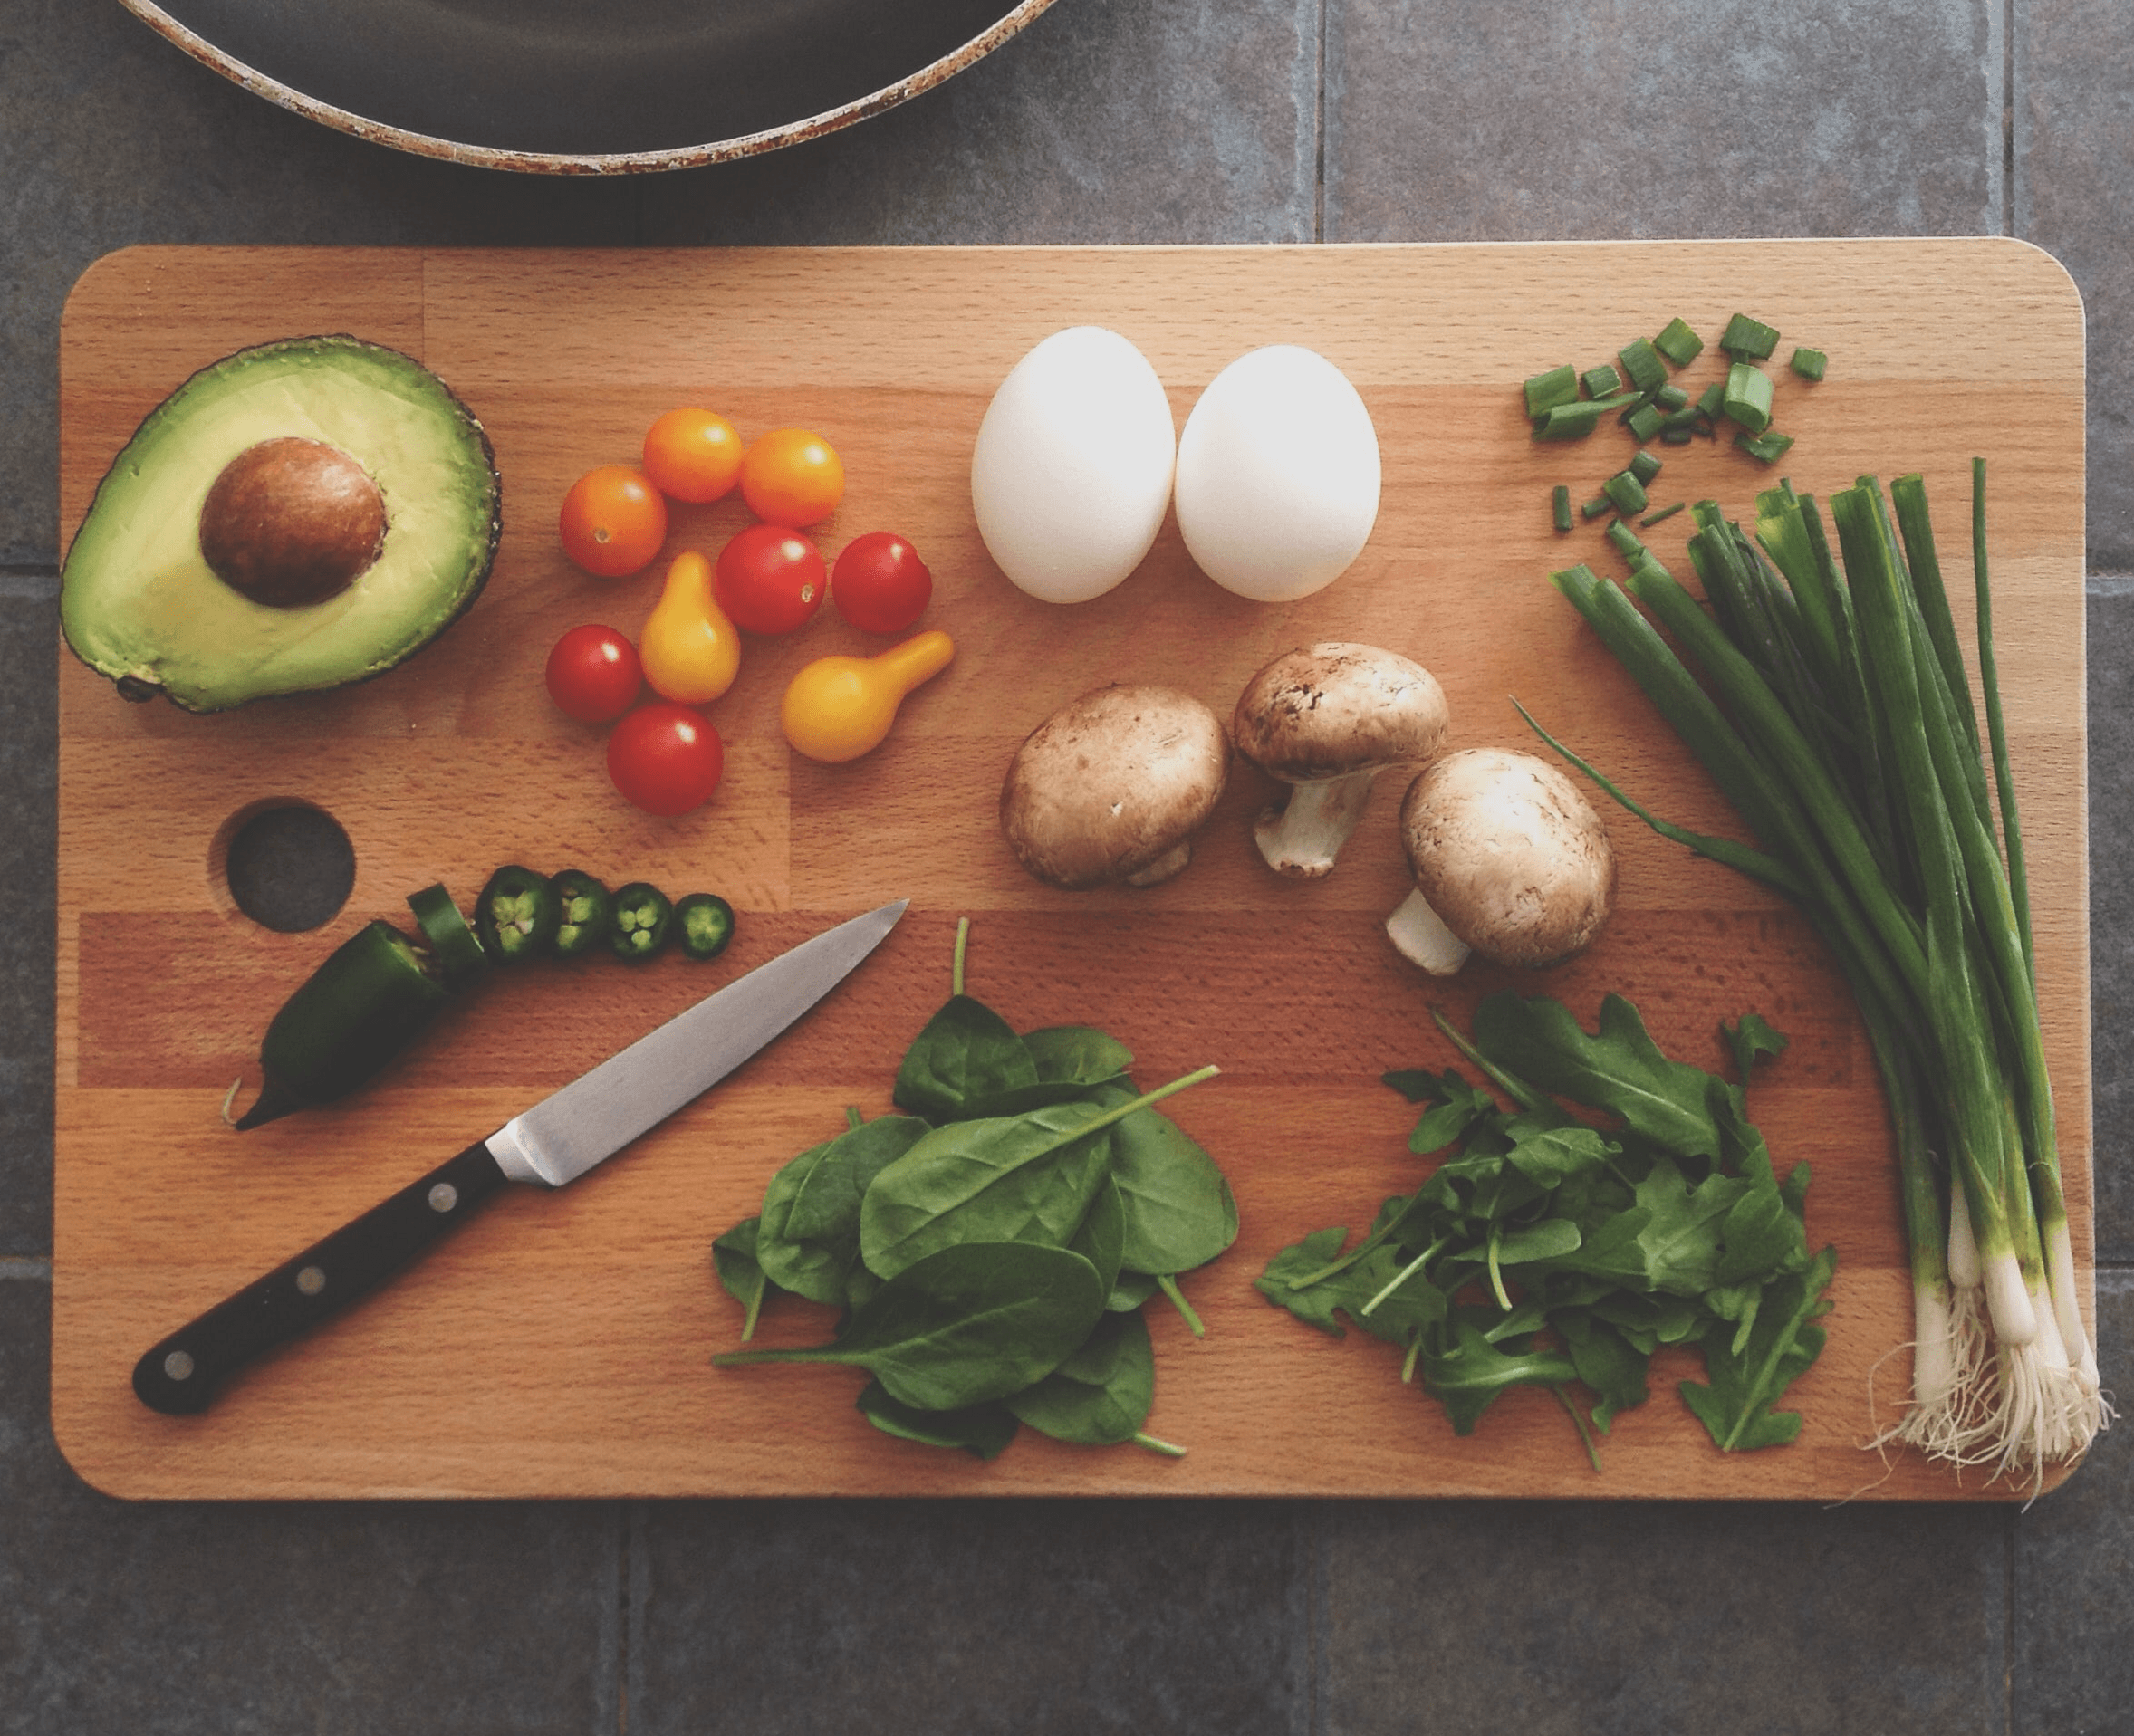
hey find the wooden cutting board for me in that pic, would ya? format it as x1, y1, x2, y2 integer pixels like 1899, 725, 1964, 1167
53, 241, 2090, 1500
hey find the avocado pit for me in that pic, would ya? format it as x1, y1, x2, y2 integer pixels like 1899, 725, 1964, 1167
198, 436, 387, 609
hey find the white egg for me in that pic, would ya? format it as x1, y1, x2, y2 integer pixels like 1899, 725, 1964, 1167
970, 326, 1177, 605
1174, 344, 1380, 602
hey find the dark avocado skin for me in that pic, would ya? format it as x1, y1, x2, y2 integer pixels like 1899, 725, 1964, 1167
62, 333, 503, 713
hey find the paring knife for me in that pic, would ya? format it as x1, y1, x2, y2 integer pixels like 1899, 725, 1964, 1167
132, 898, 908, 1415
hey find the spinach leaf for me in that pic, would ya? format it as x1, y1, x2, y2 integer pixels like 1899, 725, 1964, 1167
711, 1216, 773, 1341
1474, 991, 1725, 1159
1005, 1309, 1157, 1447
1105, 1271, 1161, 1313
715, 1242, 1107, 1411
756, 1116, 931, 1305
1025, 1025, 1135, 1088
892, 994, 1038, 1122
1068, 1174, 1126, 1300
860, 1106, 1117, 1280
1089, 1081, 1239, 1276
855, 1380, 1020, 1461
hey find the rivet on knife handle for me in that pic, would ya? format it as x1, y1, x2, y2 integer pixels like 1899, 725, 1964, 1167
131, 1140, 511, 1415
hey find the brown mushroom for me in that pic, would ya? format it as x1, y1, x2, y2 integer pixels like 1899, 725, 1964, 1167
1231, 642, 1449, 878
1385, 746, 1615, 974
1000, 686, 1230, 889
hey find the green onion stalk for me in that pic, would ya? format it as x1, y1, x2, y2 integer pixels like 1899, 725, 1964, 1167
1534, 464, 2102, 1480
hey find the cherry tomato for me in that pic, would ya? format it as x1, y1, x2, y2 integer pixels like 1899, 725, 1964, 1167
739, 427, 844, 528
606, 701, 725, 816
715, 523, 826, 636
560, 465, 668, 578
831, 532, 934, 635
544, 623, 643, 723
642, 408, 744, 504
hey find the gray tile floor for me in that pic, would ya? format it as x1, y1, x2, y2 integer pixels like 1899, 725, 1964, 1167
4, 0, 2129, 1729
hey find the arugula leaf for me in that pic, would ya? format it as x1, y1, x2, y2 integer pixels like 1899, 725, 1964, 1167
856, 1381, 1020, 1461
1384, 1068, 1501, 1154
1417, 1317, 1579, 1434
1722, 1012, 1789, 1086
1679, 1245, 1838, 1451
1255, 1229, 1446, 1348
1474, 992, 1725, 1158
1554, 1310, 1652, 1431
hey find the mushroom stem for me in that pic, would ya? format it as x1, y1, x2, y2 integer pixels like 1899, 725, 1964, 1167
1123, 839, 1193, 887
1384, 887, 1472, 976
1254, 771, 1382, 878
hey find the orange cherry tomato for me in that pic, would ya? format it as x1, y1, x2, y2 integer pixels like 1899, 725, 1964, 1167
559, 465, 668, 579
642, 408, 744, 504
739, 427, 844, 529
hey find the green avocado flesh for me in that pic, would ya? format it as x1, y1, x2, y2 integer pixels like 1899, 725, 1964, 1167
62, 335, 502, 712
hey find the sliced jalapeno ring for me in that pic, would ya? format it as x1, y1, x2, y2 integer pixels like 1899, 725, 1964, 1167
610, 882, 674, 962
675, 892, 735, 961
476, 864, 561, 963
407, 883, 488, 985
548, 868, 615, 959
237, 919, 449, 1130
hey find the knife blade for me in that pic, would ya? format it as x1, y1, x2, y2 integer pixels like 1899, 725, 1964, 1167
131, 898, 908, 1415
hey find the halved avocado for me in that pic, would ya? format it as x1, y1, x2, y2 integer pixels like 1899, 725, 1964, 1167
61, 335, 502, 712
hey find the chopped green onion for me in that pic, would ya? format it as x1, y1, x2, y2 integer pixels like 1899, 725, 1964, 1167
1697, 379, 1727, 417
1719, 313, 1780, 359
1581, 363, 1623, 398
1722, 362, 1774, 434
1618, 339, 1667, 394
1661, 406, 1703, 431
1629, 449, 1662, 485
1653, 318, 1704, 367
1524, 364, 1581, 417
1639, 501, 1687, 529
1606, 520, 1646, 561
1532, 393, 1639, 440
1581, 494, 1613, 520
1624, 403, 1665, 443
1661, 427, 1696, 446
1552, 484, 1572, 532
1602, 471, 1649, 514
1789, 347, 1827, 381
1654, 383, 1690, 412
1734, 429, 1795, 464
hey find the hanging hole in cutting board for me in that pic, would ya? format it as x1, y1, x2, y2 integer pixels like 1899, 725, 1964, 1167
211, 801, 357, 933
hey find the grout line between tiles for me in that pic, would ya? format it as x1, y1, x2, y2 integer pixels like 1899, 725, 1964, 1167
2002, 0, 2015, 235
1312, 0, 1326, 244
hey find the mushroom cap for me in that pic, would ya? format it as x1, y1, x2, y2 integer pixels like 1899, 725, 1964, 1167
1231, 642, 1449, 782
1398, 746, 1614, 968
1001, 686, 1230, 889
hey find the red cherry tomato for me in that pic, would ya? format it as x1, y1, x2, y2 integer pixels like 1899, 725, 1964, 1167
715, 523, 826, 636
544, 624, 643, 723
606, 702, 725, 816
831, 532, 934, 635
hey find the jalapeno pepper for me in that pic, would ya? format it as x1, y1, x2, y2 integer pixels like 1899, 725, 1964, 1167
236, 920, 450, 1129
476, 864, 561, 963
407, 883, 488, 986
610, 882, 674, 961
675, 892, 735, 960
549, 869, 615, 959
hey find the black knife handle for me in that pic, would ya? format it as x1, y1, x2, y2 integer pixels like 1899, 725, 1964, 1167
132, 1140, 514, 1415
